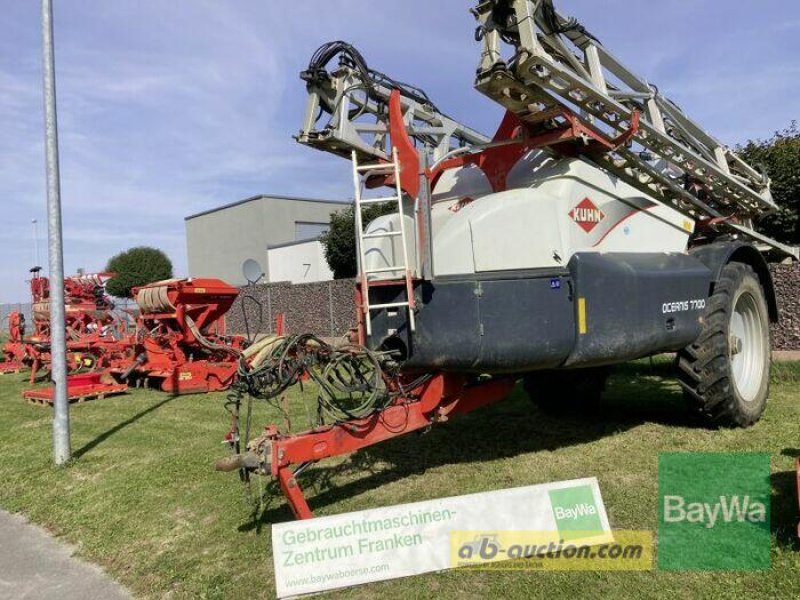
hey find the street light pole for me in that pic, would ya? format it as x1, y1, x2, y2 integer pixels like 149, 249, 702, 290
41, 0, 71, 465
32, 218, 40, 266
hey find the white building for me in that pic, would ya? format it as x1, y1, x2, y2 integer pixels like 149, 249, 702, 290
267, 239, 334, 284
185, 194, 347, 285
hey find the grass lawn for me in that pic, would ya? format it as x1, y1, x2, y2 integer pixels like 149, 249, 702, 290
0, 359, 798, 599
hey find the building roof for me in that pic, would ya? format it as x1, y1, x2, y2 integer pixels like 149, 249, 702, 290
184, 194, 349, 221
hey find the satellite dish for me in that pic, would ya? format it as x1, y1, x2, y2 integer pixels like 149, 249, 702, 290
242, 258, 265, 285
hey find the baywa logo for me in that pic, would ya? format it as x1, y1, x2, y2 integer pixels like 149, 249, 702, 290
658, 453, 771, 571
553, 502, 598, 521
663, 494, 767, 529
548, 485, 603, 541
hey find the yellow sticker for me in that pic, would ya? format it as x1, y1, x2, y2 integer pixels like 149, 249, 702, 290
195, 288, 206, 294
578, 298, 587, 335
178, 372, 193, 381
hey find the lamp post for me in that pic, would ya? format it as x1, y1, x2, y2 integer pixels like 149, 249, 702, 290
32, 218, 40, 266
41, 0, 70, 465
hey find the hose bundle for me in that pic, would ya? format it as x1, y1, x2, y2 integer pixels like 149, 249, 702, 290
223, 334, 399, 489
303, 40, 440, 113
234, 334, 390, 424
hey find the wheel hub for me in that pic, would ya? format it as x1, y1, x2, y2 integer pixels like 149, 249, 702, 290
729, 291, 766, 403
729, 335, 743, 356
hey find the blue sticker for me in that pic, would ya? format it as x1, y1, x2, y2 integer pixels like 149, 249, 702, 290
550, 278, 561, 290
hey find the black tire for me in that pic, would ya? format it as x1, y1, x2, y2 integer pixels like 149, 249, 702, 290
523, 367, 609, 413
677, 262, 771, 428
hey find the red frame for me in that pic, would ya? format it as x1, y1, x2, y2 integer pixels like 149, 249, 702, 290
258, 374, 515, 519
22, 372, 129, 404
367, 91, 640, 201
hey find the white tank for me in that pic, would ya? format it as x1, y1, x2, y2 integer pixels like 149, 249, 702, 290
362, 152, 694, 279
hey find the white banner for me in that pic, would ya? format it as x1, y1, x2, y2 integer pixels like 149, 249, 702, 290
272, 478, 611, 597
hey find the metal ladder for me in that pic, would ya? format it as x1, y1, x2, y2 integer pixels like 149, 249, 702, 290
351, 148, 417, 337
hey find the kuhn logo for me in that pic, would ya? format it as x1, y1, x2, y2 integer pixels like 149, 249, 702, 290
554, 503, 597, 520
569, 198, 605, 233
663, 495, 767, 529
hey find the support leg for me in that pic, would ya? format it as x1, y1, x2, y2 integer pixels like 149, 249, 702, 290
30, 358, 40, 384
277, 466, 313, 520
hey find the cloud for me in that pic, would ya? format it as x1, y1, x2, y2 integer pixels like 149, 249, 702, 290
1, 0, 798, 303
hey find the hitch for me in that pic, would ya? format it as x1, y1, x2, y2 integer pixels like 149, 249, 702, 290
215, 452, 263, 473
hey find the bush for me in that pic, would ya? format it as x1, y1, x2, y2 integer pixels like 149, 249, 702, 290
737, 121, 800, 246
105, 247, 173, 298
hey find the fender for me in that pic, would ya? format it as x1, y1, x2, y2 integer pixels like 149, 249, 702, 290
689, 242, 779, 322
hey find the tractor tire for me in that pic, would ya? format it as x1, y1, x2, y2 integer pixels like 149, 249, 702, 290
523, 367, 609, 414
677, 262, 771, 428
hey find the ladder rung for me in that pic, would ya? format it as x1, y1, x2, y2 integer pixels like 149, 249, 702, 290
365, 266, 405, 274
363, 231, 401, 240
359, 196, 398, 205
369, 302, 410, 311
356, 163, 395, 173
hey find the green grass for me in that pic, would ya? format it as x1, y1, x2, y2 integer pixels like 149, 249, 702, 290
0, 360, 798, 599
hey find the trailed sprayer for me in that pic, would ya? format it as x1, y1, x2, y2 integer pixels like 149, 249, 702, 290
217, 0, 797, 519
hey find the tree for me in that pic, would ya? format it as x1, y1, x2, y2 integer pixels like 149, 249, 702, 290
105, 247, 173, 298
737, 121, 800, 246
320, 202, 397, 279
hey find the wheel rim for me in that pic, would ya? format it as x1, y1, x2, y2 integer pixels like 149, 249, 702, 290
729, 291, 766, 403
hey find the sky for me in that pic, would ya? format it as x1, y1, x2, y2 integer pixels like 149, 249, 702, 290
1, 0, 799, 303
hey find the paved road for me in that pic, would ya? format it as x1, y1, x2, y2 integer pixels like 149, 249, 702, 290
0, 510, 130, 600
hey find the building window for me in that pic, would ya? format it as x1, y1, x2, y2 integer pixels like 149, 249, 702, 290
295, 221, 329, 241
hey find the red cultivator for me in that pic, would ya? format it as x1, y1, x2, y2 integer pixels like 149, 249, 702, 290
13, 268, 135, 403
1, 268, 133, 380
111, 278, 245, 394
10, 269, 133, 379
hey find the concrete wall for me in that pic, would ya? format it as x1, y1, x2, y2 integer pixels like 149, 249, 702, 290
771, 262, 800, 351
267, 240, 334, 284
185, 195, 348, 286
227, 279, 355, 338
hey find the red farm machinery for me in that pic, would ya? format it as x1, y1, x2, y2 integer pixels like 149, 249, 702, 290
216, 0, 798, 519
4, 269, 248, 403
110, 278, 246, 395
10, 267, 134, 403
0, 267, 133, 382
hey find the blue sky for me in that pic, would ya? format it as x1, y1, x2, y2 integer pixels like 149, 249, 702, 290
2, 1, 798, 302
